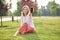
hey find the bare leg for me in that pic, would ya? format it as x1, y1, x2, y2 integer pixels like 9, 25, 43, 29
13, 30, 19, 36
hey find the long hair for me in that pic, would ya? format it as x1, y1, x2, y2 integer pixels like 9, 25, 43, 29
21, 5, 31, 16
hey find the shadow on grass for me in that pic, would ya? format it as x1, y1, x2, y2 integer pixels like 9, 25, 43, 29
17, 32, 41, 40
0, 26, 8, 27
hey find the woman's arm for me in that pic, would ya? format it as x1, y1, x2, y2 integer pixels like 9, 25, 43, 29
29, 13, 32, 16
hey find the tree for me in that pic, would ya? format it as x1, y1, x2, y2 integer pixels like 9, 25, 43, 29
50, 0, 57, 16
57, 6, 60, 16
13, 1, 21, 16
0, 0, 8, 27
46, 0, 58, 16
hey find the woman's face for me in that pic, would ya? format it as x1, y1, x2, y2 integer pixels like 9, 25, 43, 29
22, 7, 29, 15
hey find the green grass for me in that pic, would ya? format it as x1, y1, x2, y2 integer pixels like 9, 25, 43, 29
0, 17, 60, 40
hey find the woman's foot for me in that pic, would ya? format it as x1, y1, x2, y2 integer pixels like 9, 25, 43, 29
13, 34, 17, 36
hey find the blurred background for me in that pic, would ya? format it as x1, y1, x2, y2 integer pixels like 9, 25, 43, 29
0, 0, 60, 16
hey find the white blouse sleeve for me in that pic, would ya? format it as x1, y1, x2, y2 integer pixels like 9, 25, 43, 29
21, 15, 23, 25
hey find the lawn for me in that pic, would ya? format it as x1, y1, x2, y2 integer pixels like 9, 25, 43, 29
0, 17, 60, 40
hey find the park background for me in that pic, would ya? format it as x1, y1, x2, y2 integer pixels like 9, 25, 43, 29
0, 0, 60, 40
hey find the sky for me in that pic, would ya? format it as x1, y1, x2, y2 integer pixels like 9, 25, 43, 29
6, 0, 60, 12
6, 0, 17, 13
33, 0, 60, 8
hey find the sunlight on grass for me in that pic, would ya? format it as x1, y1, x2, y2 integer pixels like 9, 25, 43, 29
0, 17, 60, 40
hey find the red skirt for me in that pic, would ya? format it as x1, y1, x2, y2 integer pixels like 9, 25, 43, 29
19, 23, 35, 34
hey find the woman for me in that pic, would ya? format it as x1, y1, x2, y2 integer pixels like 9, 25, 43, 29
14, 5, 36, 36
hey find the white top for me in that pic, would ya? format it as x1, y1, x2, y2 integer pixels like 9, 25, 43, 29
20, 13, 36, 30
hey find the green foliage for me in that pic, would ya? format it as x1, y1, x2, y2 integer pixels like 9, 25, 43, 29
16, 1, 22, 16
33, 9, 39, 16
0, 9, 8, 16
0, 0, 8, 16
57, 7, 60, 16
50, 1, 57, 12
40, 0, 60, 16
